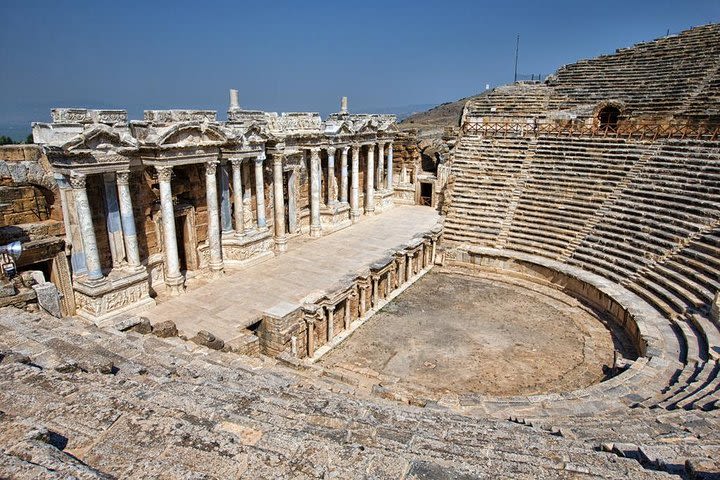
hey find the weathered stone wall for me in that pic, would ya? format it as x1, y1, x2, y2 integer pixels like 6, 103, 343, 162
0, 145, 62, 229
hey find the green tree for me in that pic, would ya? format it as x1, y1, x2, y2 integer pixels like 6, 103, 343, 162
25, 133, 33, 144
0, 136, 15, 146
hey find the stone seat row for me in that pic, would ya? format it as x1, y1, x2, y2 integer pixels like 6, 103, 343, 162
0, 307, 679, 479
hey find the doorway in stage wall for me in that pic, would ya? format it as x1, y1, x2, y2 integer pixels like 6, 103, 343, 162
420, 182, 433, 207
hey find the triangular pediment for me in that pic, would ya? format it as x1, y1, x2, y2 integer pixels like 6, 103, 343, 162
63, 125, 138, 152
158, 123, 227, 146
242, 125, 268, 144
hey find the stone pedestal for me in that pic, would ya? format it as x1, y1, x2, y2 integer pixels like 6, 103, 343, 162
199, 228, 274, 269
73, 269, 155, 326
320, 202, 351, 234
374, 189, 395, 213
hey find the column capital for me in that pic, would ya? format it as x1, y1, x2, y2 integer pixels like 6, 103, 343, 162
326, 146, 336, 155
342, 145, 350, 154
310, 147, 321, 158
206, 159, 219, 175
116, 170, 131, 186
69, 172, 87, 189
255, 155, 265, 165
156, 165, 173, 182
272, 154, 284, 166
229, 157, 243, 167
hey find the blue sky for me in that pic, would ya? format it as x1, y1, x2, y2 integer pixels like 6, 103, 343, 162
1, 0, 718, 132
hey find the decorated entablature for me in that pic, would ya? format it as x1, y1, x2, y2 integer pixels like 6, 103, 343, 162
33, 108, 139, 175
26, 92, 405, 325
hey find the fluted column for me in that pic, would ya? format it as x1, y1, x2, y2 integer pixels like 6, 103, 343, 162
205, 160, 224, 275
327, 147, 337, 205
310, 148, 322, 237
157, 166, 183, 293
387, 142, 394, 190
273, 154, 287, 252
219, 162, 233, 235
350, 145, 360, 222
365, 143, 375, 214
377, 142, 385, 191
340, 146, 349, 204
230, 159, 245, 237
254, 155, 267, 231
102, 172, 125, 268
69, 173, 104, 283
116, 170, 142, 271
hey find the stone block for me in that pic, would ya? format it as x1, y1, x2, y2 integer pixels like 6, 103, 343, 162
0, 350, 31, 365
0, 280, 16, 297
32, 282, 62, 318
152, 320, 178, 338
190, 330, 225, 350
112, 314, 143, 331
131, 317, 153, 334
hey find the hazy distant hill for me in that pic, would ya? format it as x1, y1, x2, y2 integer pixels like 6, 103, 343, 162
399, 92, 488, 138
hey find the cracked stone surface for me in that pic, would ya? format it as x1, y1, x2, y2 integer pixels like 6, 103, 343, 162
0, 307, 686, 479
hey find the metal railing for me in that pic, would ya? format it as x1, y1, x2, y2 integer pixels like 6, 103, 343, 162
461, 121, 720, 140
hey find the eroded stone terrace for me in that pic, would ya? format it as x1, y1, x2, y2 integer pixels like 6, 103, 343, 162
0, 307, 681, 479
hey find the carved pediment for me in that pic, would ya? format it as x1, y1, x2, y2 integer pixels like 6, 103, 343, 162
380, 122, 400, 133
242, 125, 268, 145
157, 123, 227, 147
356, 119, 379, 133
325, 121, 354, 136
63, 125, 138, 152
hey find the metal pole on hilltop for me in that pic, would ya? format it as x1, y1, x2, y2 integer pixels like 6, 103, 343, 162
514, 34, 520, 83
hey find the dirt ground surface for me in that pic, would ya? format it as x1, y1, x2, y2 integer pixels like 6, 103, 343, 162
319, 269, 618, 397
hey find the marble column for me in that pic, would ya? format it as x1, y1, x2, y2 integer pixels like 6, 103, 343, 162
326, 147, 337, 205
287, 167, 298, 234
306, 318, 315, 357
219, 162, 233, 235
310, 148, 322, 237
343, 298, 350, 330
327, 305, 334, 342
69, 173, 104, 283
102, 172, 125, 268
371, 276, 380, 307
273, 155, 287, 252
377, 142, 385, 191
254, 155, 267, 231
387, 142, 394, 190
340, 146, 349, 204
242, 161, 253, 234
359, 285, 367, 317
157, 166, 183, 293
55, 174, 85, 275
365, 143, 375, 214
205, 160, 224, 275
350, 145, 360, 222
230, 159, 245, 237
116, 170, 142, 271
